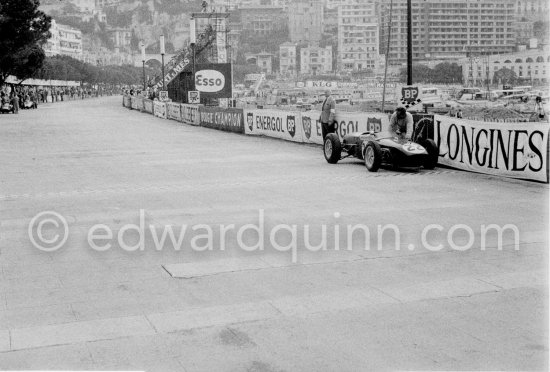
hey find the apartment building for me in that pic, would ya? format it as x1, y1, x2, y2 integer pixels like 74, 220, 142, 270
288, 0, 323, 44
301, 45, 333, 75
380, 0, 516, 65
44, 20, 83, 60
279, 42, 298, 76
338, 0, 380, 72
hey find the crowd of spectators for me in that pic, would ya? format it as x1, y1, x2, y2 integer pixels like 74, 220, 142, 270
0, 84, 120, 114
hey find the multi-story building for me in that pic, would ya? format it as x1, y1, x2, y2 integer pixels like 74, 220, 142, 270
515, 0, 548, 22
459, 47, 549, 85
245, 52, 274, 74
108, 28, 132, 52
338, 0, 380, 73
238, 6, 287, 36
301, 45, 333, 75
279, 42, 297, 76
288, 0, 323, 44
380, 0, 516, 66
44, 20, 83, 60
95, 0, 122, 8
325, 0, 346, 10
70, 0, 96, 12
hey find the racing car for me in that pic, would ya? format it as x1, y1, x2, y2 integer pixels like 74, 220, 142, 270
323, 129, 439, 172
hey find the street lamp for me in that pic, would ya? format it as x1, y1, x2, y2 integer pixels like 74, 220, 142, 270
141, 41, 146, 90
160, 34, 165, 91
190, 18, 196, 93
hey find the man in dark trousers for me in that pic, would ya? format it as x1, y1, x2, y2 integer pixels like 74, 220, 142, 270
320, 89, 336, 140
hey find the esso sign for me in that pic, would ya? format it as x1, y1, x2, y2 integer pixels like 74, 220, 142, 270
195, 70, 225, 92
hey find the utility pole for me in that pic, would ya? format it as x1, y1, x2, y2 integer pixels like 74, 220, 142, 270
407, 0, 412, 85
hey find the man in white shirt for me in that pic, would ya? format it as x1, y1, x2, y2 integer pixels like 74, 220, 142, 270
320, 89, 336, 140
389, 107, 413, 139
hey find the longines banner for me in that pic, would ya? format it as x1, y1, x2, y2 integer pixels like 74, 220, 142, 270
200, 107, 244, 133
434, 115, 549, 182
244, 109, 303, 142
301, 111, 390, 145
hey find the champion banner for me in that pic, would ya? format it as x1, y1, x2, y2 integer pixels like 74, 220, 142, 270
244, 109, 303, 142
181, 104, 201, 126
166, 102, 182, 121
153, 101, 167, 119
301, 110, 390, 145
200, 107, 244, 133
434, 115, 549, 182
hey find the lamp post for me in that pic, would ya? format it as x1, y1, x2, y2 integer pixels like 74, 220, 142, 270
190, 18, 196, 92
406, 0, 412, 85
160, 34, 165, 91
141, 42, 146, 90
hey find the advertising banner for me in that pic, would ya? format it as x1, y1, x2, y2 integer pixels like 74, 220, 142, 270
199, 107, 244, 133
166, 102, 182, 121
181, 104, 201, 126
244, 109, 303, 142
301, 110, 389, 145
131, 96, 142, 110
194, 63, 232, 98
143, 99, 154, 114
434, 115, 549, 182
153, 101, 167, 119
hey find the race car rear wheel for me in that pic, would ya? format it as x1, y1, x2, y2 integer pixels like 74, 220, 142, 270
364, 141, 381, 172
422, 139, 438, 170
324, 133, 342, 164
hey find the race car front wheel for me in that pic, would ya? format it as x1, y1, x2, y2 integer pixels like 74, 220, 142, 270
364, 141, 382, 172
324, 133, 342, 164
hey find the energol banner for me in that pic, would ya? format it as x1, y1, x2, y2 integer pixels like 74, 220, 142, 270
301, 110, 390, 145
434, 115, 549, 182
244, 109, 303, 142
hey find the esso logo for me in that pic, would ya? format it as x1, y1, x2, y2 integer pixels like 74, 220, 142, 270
195, 70, 225, 92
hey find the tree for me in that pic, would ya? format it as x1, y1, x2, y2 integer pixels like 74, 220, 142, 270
494, 67, 517, 86
432, 63, 463, 84
0, 0, 52, 86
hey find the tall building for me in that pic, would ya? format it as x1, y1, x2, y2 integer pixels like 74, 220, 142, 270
338, 0, 380, 72
44, 20, 83, 60
238, 6, 287, 36
279, 42, 298, 76
108, 28, 132, 53
380, 0, 516, 66
70, 0, 96, 12
515, 0, 549, 22
301, 45, 333, 75
288, 0, 323, 44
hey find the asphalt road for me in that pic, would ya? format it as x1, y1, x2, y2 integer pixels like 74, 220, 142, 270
0, 96, 548, 371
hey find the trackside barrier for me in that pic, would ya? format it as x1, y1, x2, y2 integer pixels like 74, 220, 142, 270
131, 97, 144, 111
200, 106, 244, 133
153, 101, 167, 119
167, 102, 182, 121
244, 109, 303, 142
181, 104, 201, 126
434, 115, 549, 183
121, 96, 549, 183
143, 99, 154, 114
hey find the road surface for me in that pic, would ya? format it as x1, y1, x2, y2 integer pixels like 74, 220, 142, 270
0, 97, 547, 371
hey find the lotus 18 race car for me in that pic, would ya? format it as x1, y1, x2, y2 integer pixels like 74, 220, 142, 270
323, 130, 439, 172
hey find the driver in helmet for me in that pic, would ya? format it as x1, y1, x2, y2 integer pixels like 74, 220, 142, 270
389, 107, 414, 140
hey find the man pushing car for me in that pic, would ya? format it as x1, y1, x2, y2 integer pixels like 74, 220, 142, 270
389, 107, 413, 140
320, 89, 336, 140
